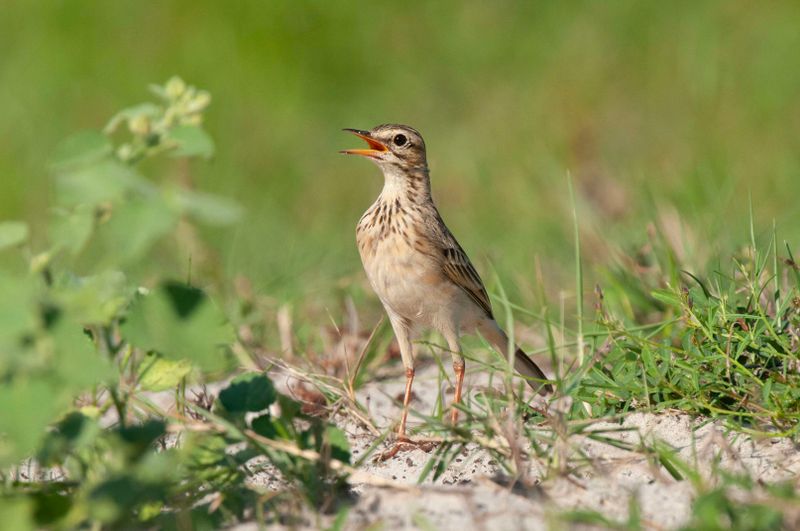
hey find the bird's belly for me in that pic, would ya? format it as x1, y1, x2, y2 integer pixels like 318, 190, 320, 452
361, 236, 454, 326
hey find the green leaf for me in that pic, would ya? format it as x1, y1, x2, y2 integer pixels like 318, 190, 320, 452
50, 130, 111, 169
183, 432, 228, 469
120, 282, 234, 372
55, 158, 151, 207
138, 355, 193, 392
251, 414, 279, 439
0, 379, 59, 466
217, 373, 276, 414
52, 271, 131, 324
136, 501, 164, 523
180, 432, 245, 491
49, 315, 115, 390
49, 206, 94, 256
134, 450, 180, 484
167, 125, 214, 158
651, 289, 682, 308
0, 271, 38, 360
92, 195, 177, 264
31, 492, 72, 527
171, 188, 243, 226
276, 393, 301, 422
0, 221, 29, 251
37, 411, 100, 467
0, 497, 34, 531
326, 426, 351, 463
89, 475, 167, 524
116, 420, 166, 461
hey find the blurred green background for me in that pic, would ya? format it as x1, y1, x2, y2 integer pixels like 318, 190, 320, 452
3, 1, 800, 305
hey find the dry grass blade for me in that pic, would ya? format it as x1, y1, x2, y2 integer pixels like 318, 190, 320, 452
348, 316, 384, 401
269, 357, 380, 436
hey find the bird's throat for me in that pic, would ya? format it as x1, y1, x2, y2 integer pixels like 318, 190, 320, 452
380, 165, 432, 205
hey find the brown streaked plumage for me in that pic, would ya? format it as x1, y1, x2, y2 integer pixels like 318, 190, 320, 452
342, 124, 551, 456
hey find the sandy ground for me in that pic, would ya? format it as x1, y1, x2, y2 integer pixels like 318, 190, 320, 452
15, 355, 796, 529
246, 362, 800, 530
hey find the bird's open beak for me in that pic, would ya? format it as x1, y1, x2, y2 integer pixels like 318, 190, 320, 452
340, 129, 389, 157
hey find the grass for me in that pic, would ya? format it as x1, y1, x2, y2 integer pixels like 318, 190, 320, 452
2, 2, 800, 527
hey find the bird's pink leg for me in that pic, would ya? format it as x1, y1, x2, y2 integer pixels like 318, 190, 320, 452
378, 367, 423, 461
450, 361, 465, 424
397, 367, 415, 440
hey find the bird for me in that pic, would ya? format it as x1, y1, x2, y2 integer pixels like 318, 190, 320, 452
341, 124, 551, 452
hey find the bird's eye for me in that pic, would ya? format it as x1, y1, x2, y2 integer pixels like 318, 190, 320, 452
393, 134, 407, 147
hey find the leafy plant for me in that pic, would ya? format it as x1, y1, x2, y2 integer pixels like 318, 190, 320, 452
0, 78, 349, 529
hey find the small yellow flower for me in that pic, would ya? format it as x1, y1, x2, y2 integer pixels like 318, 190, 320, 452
128, 115, 151, 136
165, 76, 186, 100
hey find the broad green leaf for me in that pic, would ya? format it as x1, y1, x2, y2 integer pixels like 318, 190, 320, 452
181, 432, 242, 488
276, 393, 301, 421
49, 206, 94, 256
251, 414, 279, 439
89, 475, 167, 525
120, 282, 234, 372
217, 372, 276, 414
31, 492, 72, 527
0, 221, 29, 251
183, 432, 228, 469
92, 195, 177, 264
116, 420, 166, 461
252, 402, 294, 440
171, 188, 243, 226
53, 271, 131, 324
0, 497, 34, 531
55, 158, 150, 206
135, 450, 179, 484
50, 316, 115, 390
136, 501, 163, 523
138, 355, 192, 392
0, 379, 59, 465
325, 426, 351, 463
37, 411, 100, 467
50, 130, 111, 169
0, 272, 38, 361
167, 125, 214, 158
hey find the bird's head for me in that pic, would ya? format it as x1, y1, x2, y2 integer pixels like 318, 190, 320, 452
341, 124, 427, 172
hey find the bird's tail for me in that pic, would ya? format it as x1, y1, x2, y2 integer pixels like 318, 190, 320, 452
477, 320, 553, 396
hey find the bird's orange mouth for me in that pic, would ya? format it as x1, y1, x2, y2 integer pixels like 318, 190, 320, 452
340, 129, 388, 157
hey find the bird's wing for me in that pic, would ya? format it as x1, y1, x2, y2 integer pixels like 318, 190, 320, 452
439, 238, 494, 319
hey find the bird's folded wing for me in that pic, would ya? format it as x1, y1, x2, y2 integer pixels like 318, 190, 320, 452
441, 244, 494, 319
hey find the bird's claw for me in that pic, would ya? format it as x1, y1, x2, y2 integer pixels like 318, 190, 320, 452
376, 436, 439, 462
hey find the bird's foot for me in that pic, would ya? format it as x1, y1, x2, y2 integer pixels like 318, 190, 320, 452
376, 435, 439, 462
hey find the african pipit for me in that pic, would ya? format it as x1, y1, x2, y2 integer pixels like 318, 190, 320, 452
342, 124, 551, 449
